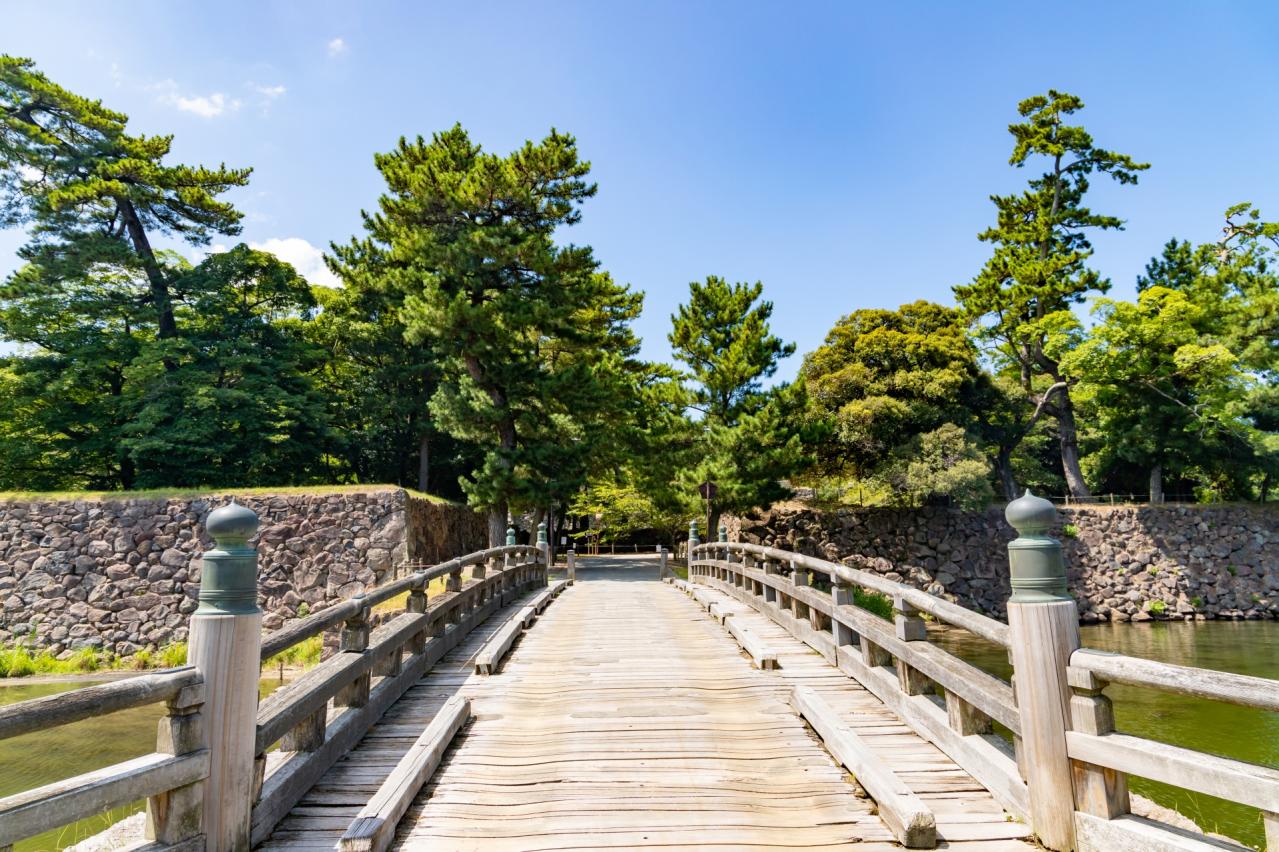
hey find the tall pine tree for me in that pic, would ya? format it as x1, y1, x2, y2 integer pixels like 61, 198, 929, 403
954, 91, 1148, 499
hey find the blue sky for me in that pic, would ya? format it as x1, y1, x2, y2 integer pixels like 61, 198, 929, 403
3, 2, 1277, 379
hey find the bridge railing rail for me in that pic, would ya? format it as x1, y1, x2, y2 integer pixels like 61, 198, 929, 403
689, 539, 1028, 822
691, 495, 1279, 852
249, 542, 544, 845
0, 666, 208, 851
0, 500, 550, 852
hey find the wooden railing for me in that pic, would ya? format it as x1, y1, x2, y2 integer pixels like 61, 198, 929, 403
690, 531, 1279, 852
0, 496, 548, 852
688, 541, 1028, 821
0, 667, 208, 851
249, 543, 544, 845
1065, 648, 1279, 850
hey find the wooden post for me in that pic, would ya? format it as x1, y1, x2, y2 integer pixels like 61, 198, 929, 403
658, 548, 667, 580
146, 681, 205, 845
831, 579, 856, 648
187, 501, 263, 851
893, 594, 931, 695
1067, 666, 1128, 820
1005, 491, 1079, 851
538, 521, 550, 581
688, 520, 700, 578
336, 597, 371, 707
567, 548, 577, 583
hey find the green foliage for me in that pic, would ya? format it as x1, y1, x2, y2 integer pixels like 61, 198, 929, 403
854, 587, 893, 621
1061, 523, 1079, 538
954, 90, 1149, 499
670, 277, 794, 424
332, 125, 644, 535
666, 279, 808, 531
263, 635, 323, 670
877, 423, 994, 510
1147, 600, 1166, 615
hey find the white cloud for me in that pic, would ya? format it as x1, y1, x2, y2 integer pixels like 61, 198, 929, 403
250, 238, 341, 288
153, 80, 241, 118
327, 37, 348, 57
251, 83, 287, 100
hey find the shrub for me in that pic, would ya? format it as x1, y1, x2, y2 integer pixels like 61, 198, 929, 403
1148, 600, 1166, 616
1227, 565, 1238, 577
1061, 524, 1079, 538
854, 587, 894, 621
1191, 596, 1204, 608
158, 642, 187, 668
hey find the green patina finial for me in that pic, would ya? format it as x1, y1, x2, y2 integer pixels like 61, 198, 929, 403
1006, 490, 1069, 603
718, 524, 727, 543
506, 526, 516, 546
537, 521, 548, 545
198, 500, 261, 615
688, 519, 700, 548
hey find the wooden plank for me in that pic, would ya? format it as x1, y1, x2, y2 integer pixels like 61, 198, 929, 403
1074, 811, 1249, 852
1071, 649, 1279, 713
725, 616, 778, 670
0, 667, 202, 741
1066, 731, 1279, 813
0, 751, 208, 847
474, 614, 526, 675
835, 645, 1029, 821
337, 695, 471, 852
791, 685, 937, 848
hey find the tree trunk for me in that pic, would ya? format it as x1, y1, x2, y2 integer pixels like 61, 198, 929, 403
707, 505, 722, 543
1149, 461, 1164, 505
1261, 472, 1271, 504
996, 447, 1019, 501
118, 198, 178, 339
487, 504, 507, 548
119, 453, 136, 491
417, 433, 430, 493
1054, 393, 1092, 500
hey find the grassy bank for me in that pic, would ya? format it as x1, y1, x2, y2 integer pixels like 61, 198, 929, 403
0, 635, 324, 679
0, 483, 454, 504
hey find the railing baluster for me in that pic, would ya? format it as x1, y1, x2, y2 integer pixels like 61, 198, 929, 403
334, 597, 371, 708
1067, 666, 1128, 820
830, 579, 857, 649
146, 681, 205, 845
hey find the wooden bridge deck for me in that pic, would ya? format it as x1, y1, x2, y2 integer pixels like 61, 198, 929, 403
261, 557, 1032, 851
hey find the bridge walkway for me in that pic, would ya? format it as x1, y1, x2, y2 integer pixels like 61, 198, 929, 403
262, 556, 1032, 850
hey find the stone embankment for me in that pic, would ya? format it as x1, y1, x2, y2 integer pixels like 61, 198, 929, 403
0, 489, 484, 656
727, 503, 1279, 622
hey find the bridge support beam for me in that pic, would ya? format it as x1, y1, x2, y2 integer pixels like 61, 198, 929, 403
1005, 492, 1079, 852
188, 501, 263, 851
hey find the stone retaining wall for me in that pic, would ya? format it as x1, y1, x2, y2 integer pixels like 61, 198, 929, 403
0, 489, 485, 656
726, 503, 1279, 622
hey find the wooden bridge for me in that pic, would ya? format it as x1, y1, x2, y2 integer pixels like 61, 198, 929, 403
2, 497, 1277, 852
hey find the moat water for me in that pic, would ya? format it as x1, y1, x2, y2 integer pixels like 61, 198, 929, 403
1, 622, 1276, 849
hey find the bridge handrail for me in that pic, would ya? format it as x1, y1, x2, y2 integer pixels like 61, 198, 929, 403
0, 666, 208, 849
1070, 647, 1279, 712
259, 544, 541, 661
692, 541, 1010, 647
248, 541, 547, 845
0, 665, 202, 740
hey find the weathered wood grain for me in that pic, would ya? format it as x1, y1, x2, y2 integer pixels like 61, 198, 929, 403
792, 685, 937, 848
0, 751, 208, 848
337, 695, 471, 852
0, 666, 202, 741
1070, 648, 1279, 712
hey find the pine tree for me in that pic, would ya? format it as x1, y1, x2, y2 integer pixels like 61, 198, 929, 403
332, 125, 643, 543
668, 276, 805, 534
1, 55, 250, 340
954, 90, 1148, 500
